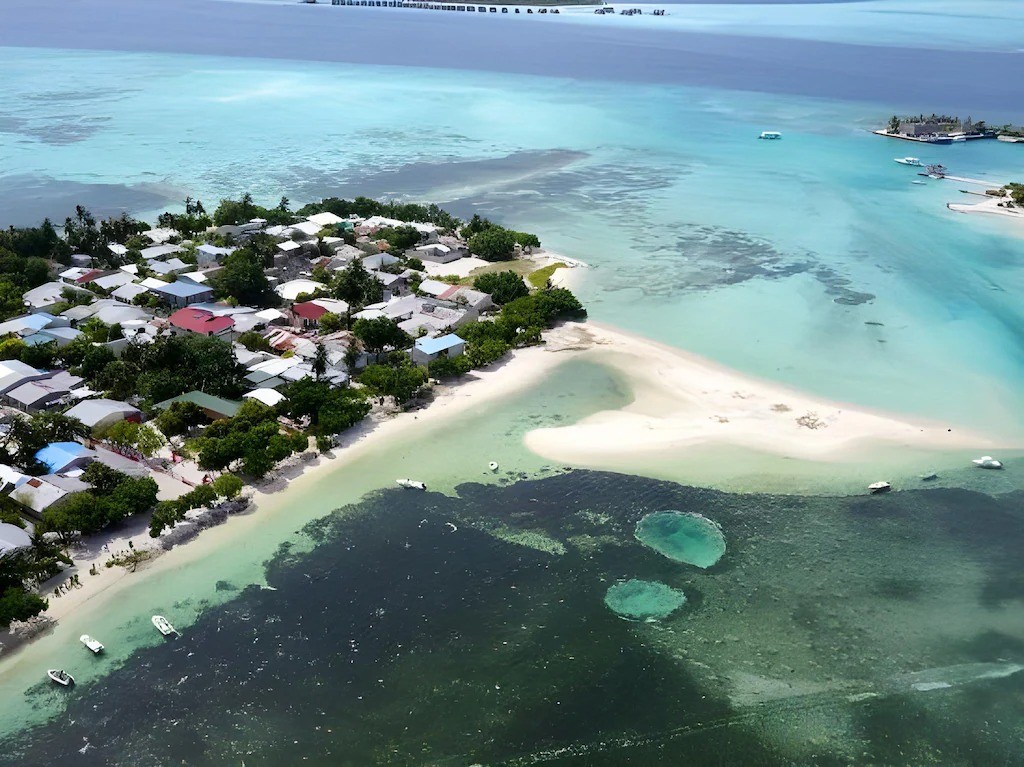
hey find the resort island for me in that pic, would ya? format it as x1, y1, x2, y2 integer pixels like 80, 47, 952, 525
0, 194, 586, 642
877, 114, 1024, 144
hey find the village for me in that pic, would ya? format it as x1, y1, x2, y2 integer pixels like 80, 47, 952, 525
0, 195, 585, 632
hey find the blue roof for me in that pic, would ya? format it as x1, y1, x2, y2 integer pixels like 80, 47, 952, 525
414, 333, 465, 356
35, 442, 93, 473
152, 281, 212, 298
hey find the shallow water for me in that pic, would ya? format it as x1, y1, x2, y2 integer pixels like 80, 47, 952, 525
3, 470, 1022, 765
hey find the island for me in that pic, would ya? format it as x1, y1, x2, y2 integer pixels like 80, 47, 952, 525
0, 194, 586, 639
876, 114, 1024, 144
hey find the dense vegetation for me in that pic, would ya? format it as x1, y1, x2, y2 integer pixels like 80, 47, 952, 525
297, 196, 461, 232
473, 270, 529, 305
187, 400, 307, 479
280, 378, 371, 451
0, 523, 67, 628
1004, 183, 1024, 205
38, 463, 159, 544
119, 333, 245, 406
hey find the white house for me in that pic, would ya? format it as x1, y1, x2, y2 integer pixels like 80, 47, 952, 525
64, 399, 142, 432
275, 279, 326, 303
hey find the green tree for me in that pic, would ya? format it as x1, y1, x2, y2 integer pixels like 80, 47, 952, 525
359, 361, 427, 404
211, 247, 273, 306
467, 338, 511, 368
0, 587, 47, 628
154, 400, 206, 437
318, 312, 343, 334
352, 317, 411, 359
375, 225, 421, 251
212, 473, 244, 500
237, 331, 272, 352
313, 343, 328, 379
887, 115, 901, 134
101, 421, 165, 457
469, 227, 517, 262
473, 270, 529, 305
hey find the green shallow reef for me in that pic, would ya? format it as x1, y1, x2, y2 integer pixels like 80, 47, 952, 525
604, 579, 687, 621
634, 510, 727, 568
4, 472, 1024, 766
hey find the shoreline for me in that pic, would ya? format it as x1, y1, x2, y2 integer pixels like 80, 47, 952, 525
2, 320, 1017, 666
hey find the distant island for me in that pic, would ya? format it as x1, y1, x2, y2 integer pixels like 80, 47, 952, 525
0, 194, 586, 634
876, 114, 1024, 144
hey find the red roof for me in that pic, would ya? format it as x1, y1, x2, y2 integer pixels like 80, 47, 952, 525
291, 301, 328, 321
77, 269, 106, 284
169, 308, 235, 335
438, 286, 462, 301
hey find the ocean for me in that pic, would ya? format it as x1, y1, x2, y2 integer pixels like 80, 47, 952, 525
1, 0, 1023, 762
4, 469, 1023, 765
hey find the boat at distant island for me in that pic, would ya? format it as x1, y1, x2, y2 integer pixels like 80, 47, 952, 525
868, 481, 892, 494
758, 131, 782, 140
47, 669, 74, 686
894, 157, 922, 166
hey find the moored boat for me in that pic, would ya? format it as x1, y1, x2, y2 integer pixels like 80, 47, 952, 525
758, 131, 782, 140
868, 481, 892, 494
972, 456, 1003, 470
396, 478, 427, 490
894, 157, 922, 166
79, 634, 104, 654
152, 615, 176, 636
47, 669, 74, 686
488, 461, 499, 472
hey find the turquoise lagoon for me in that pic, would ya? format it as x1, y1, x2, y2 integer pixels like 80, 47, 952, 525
1, 44, 1023, 438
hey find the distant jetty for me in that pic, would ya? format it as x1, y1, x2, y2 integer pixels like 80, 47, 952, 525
303, 0, 672, 16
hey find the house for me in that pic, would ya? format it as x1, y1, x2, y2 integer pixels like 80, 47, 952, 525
0, 313, 60, 339
140, 244, 181, 260
0, 360, 49, 396
242, 388, 286, 407
7, 371, 86, 412
61, 299, 152, 327
108, 242, 128, 259
23, 282, 92, 312
168, 307, 235, 337
111, 283, 150, 304
0, 464, 30, 494
150, 258, 190, 277
411, 333, 466, 365
178, 270, 210, 285
413, 243, 461, 264
276, 240, 303, 256
35, 442, 98, 474
0, 522, 32, 557
91, 271, 136, 292
306, 212, 344, 228
154, 391, 242, 421
275, 279, 326, 303
437, 285, 494, 313
143, 227, 177, 244
10, 476, 75, 516
290, 298, 349, 328
58, 267, 104, 285
329, 244, 365, 264
196, 244, 235, 266
418, 279, 455, 298
64, 399, 142, 432
362, 253, 401, 271
371, 271, 409, 299
30, 326, 83, 348
286, 221, 322, 238
150, 281, 215, 308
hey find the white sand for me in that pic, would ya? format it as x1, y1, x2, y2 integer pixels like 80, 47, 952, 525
524, 322, 1005, 468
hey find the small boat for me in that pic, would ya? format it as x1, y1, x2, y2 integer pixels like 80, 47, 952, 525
972, 456, 1003, 470
758, 131, 782, 140
868, 481, 892, 494
79, 634, 104, 654
488, 461, 499, 472
911, 180, 927, 185
47, 669, 74, 686
894, 157, 922, 166
920, 472, 939, 481
152, 615, 176, 636
396, 478, 426, 491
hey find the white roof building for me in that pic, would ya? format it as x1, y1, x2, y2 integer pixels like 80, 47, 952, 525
276, 240, 302, 254
143, 227, 177, 244
0, 522, 33, 556
92, 271, 136, 292
287, 221, 322, 238
242, 388, 286, 407
63, 398, 142, 430
24, 282, 91, 311
306, 212, 343, 228
111, 283, 151, 303
275, 279, 325, 302
140, 244, 181, 260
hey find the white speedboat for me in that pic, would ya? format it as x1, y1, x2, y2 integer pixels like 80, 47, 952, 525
47, 669, 74, 686
868, 481, 892, 494
894, 157, 922, 166
152, 615, 176, 636
396, 478, 426, 491
80, 634, 104, 654
972, 456, 1003, 470
758, 131, 782, 140
488, 461, 499, 472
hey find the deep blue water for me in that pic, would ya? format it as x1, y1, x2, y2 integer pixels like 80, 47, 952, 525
1, 0, 1022, 116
